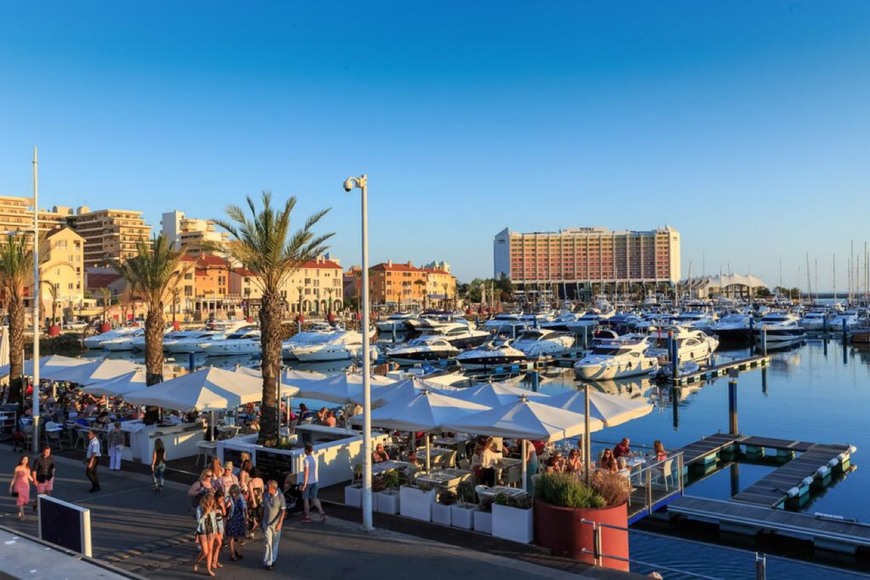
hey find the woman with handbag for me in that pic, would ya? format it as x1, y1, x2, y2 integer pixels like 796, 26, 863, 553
9, 456, 34, 520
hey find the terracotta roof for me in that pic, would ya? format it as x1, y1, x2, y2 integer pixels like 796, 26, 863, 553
371, 262, 424, 273
86, 272, 123, 289
299, 259, 342, 270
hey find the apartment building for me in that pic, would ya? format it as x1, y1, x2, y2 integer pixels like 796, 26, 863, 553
369, 260, 457, 309
68, 208, 151, 267
0, 195, 68, 236
493, 226, 681, 298
40, 227, 86, 321
161, 210, 227, 252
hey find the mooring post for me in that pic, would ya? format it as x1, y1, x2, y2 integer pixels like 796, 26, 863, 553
529, 370, 540, 392
843, 318, 848, 342
755, 552, 766, 580
728, 369, 739, 435
669, 331, 678, 379
730, 462, 741, 497
188, 352, 195, 372
761, 326, 767, 356
392, 325, 397, 345
761, 367, 768, 395
672, 385, 681, 430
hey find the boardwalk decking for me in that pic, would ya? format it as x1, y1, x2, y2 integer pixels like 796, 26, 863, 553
673, 432, 744, 467
669, 496, 870, 554
672, 355, 770, 385
732, 443, 852, 507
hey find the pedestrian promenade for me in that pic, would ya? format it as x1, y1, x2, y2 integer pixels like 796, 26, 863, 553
0, 444, 632, 579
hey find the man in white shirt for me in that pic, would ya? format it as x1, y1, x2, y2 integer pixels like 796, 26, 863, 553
301, 443, 326, 523
85, 430, 102, 492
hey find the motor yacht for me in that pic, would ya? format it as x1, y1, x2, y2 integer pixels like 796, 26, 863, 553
829, 310, 861, 330
421, 320, 490, 349
102, 327, 146, 352
293, 330, 377, 362
455, 339, 528, 370
386, 335, 460, 365
539, 311, 580, 332
710, 313, 753, 342
511, 328, 575, 358
481, 313, 527, 335
753, 312, 806, 345
200, 326, 262, 357
376, 313, 415, 334
799, 310, 832, 331
282, 324, 346, 359
573, 334, 658, 380
649, 327, 720, 363
565, 310, 614, 332
83, 326, 143, 349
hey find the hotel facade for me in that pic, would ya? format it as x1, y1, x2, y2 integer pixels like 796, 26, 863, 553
493, 226, 681, 299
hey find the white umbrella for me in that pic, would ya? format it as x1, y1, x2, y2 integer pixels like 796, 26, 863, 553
542, 388, 653, 428
356, 389, 490, 471
0, 354, 89, 380
124, 367, 263, 411
81, 370, 148, 397
373, 376, 459, 406
234, 365, 301, 396
444, 397, 605, 491
283, 368, 328, 384
295, 372, 396, 404
41, 358, 144, 386
449, 381, 550, 408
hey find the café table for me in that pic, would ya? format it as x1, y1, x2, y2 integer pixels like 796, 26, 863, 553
413, 468, 471, 489
474, 485, 528, 501
372, 460, 409, 476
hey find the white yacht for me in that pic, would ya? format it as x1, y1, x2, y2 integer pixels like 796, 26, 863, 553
293, 330, 377, 362
421, 320, 490, 349
799, 310, 832, 331
200, 326, 262, 357
83, 326, 143, 349
539, 311, 581, 331
481, 313, 527, 335
511, 328, 575, 358
565, 310, 614, 331
574, 334, 658, 380
829, 310, 860, 330
753, 312, 806, 345
455, 340, 528, 370
282, 324, 345, 359
649, 327, 720, 363
672, 311, 717, 334
102, 327, 146, 352
386, 336, 460, 366
376, 313, 415, 334
710, 313, 753, 341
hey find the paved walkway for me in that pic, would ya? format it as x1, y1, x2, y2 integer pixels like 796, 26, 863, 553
0, 444, 633, 579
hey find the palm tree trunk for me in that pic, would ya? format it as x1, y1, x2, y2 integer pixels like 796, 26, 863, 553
145, 302, 165, 386
8, 296, 26, 380
258, 290, 283, 447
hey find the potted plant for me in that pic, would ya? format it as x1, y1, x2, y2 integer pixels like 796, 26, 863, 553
400, 480, 436, 521
374, 470, 401, 515
450, 480, 478, 530
432, 488, 455, 526
492, 491, 533, 543
473, 494, 494, 534
344, 464, 363, 507
534, 471, 630, 571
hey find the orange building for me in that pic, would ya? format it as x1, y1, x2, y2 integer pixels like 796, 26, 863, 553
368, 260, 456, 310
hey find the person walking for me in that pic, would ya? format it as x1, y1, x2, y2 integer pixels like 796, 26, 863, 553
85, 430, 102, 492
301, 443, 326, 523
261, 479, 285, 571
108, 422, 124, 471
211, 488, 227, 571
193, 493, 216, 577
151, 438, 167, 492
225, 484, 246, 561
31, 444, 56, 511
9, 456, 34, 520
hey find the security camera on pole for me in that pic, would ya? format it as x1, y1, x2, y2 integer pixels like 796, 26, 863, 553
343, 174, 373, 531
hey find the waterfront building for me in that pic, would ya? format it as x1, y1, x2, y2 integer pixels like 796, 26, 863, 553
161, 210, 227, 253
40, 227, 86, 322
493, 226, 681, 300
0, 195, 68, 234
682, 274, 768, 300
67, 208, 151, 267
368, 260, 457, 310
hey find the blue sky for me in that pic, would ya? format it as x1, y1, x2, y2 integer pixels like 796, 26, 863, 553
1, 1, 869, 291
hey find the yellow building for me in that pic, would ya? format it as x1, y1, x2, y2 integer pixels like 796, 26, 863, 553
39, 227, 86, 323
68, 208, 151, 267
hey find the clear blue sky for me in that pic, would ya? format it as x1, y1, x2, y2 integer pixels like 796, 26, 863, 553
2, 1, 869, 291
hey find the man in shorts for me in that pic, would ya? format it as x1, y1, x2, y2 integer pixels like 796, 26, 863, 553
301, 443, 326, 523
31, 445, 56, 511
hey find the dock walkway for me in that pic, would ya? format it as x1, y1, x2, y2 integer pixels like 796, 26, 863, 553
671, 355, 770, 385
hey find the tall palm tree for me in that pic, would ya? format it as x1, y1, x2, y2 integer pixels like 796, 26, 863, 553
215, 192, 332, 447
113, 235, 187, 385
0, 233, 34, 381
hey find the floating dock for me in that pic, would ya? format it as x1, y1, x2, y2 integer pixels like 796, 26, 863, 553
671, 355, 770, 386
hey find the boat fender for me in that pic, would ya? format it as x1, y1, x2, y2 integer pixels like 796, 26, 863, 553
837, 453, 847, 462
787, 487, 800, 498
802, 476, 814, 487
816, 466, 830, 478
849, 445, 858, 454
828, 458, 840, 468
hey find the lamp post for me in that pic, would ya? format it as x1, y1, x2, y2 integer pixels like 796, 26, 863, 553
343, 174, 373, 531
32, 146, 41, 455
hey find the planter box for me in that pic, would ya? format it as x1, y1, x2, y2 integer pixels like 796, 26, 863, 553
534, 499, 629, 571
399, 486, 436, 521
375, 490, 400, 515
431, 502, 452, 526
492, 503, 533, 543
473, 510, 493, 534
450, 504, 478, 530
344, 485, 362, 508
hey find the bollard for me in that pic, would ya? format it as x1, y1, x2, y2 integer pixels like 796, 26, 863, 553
188, 352, 195, 372
728, 378, 738, 435
755, 553, 766, 580
529, 370, 540, 392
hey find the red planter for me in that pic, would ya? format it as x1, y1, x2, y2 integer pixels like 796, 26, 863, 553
99, 322, 112, 333
533, 499, 629, 571
48, 325, 61, 337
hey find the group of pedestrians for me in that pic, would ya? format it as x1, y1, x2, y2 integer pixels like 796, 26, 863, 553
7, 445, 57, 520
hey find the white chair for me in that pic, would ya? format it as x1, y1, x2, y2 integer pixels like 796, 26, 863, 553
655, 459, 674, 491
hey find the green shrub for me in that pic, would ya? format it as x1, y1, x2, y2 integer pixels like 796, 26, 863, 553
438, 489, 457, 505
456, 480, 476, 505
381, 470, 400, 490
535, 472, 627, 509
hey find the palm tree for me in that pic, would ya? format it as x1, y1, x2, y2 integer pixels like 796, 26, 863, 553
215, 192, 332, 447
113, 235, 187, 385
0, 233, 34, 381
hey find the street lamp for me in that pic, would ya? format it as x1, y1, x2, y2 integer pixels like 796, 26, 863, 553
32, 146, 41, 455
342, 174, 373, 531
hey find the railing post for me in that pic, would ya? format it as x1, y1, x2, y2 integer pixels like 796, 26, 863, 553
645, 464, 653, 513
755, 552, 766, 580
592, 521, 602, 566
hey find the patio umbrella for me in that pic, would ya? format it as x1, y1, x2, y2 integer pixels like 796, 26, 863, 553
81, 370, 148, 397
41, 358, 144, 386
373, 376, 460, 406
353, 389, 490, 470
449, 381, 550, 408
444, 397, 605, 491
0, 354, 90, 380
236, 365, 303, 425
294, 372, 396, 405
